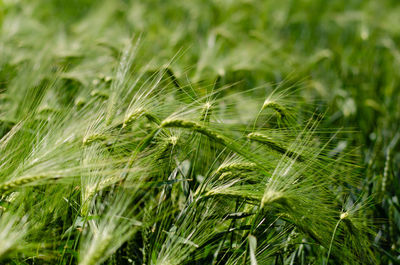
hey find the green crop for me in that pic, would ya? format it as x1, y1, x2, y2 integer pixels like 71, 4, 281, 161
1, 0, 399, 264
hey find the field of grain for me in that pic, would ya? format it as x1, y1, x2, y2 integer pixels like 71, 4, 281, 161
0, 1, 399, 264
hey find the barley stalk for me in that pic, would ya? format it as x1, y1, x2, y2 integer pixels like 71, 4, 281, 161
326, 211, 349, 264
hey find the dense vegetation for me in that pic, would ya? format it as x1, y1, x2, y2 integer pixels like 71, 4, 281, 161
0, 0, 399, 264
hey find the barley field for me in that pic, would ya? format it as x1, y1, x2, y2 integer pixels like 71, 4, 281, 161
0, 0, 399, 264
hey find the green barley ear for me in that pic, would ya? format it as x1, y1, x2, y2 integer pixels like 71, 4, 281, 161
262, 99, 287, 119
90, 89, 109, 99
80, 192, 95, 217
0, 175, 48, 194
122, 107, 160, 128
82, 133, 107, 145
247, 132, 304, 161
123, 107, 145, 127
161, 119, 227, 146
215, 162, 257, 180
216, 162, 257, 175
160, 118, 276, 172
154, 135, 179, 161
260, 190, 290, 208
